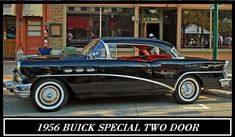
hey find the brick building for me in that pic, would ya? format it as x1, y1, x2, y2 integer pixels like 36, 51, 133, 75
3, 4, 232, 60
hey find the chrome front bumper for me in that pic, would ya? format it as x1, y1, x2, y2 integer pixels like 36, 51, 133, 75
4, 81, 32, 98
219, 78, 232, 88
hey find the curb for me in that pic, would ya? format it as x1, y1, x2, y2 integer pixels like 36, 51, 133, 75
3, 61, 16, 65
203, 89, 232, 99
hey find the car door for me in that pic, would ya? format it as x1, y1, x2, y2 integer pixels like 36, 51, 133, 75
96, 59, 152, 97
95, 42, 153, 97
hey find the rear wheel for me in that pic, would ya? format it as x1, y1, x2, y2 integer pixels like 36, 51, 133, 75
173, 76, 201, 104
31, 78, 69, 112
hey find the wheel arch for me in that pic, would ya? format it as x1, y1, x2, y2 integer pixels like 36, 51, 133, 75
174, 73, 204, 92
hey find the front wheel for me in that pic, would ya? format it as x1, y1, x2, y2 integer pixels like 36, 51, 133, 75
31, 78, 69, 112
173, 76, 201, 104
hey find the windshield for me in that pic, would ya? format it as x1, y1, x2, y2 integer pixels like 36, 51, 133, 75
82, 39, 99, 55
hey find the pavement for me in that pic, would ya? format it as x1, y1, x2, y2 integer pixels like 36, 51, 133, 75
3, 60, 232, 98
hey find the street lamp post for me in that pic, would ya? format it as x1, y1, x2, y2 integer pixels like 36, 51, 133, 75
212, 4, 218, 60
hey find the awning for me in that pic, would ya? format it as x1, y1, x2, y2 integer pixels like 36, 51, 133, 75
3, 4, 15, 16
185, 24, 210, 34
23, 4, 42, 17
7, 4, 42, 17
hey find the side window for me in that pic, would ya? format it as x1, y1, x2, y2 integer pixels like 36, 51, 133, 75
117, 45, 136, 57
107, 44, 135, 59
150, 47, 171, 56
106, 43, 172, 62
7, 25, 16, 39
92, 42, 107, 58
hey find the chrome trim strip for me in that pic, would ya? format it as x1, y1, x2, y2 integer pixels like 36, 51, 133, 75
4, 81, 32, 98
63, 68, 73, 73
37, 71, 224, 92
86, 68, 95, 72
37, 73, 174, 91
16, 61, 21, 71
173, 71, 224, 90
223, 61, 229, 78
74, 68, 84, 73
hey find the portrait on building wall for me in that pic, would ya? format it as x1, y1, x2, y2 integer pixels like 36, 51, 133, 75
49, 23, 62, 37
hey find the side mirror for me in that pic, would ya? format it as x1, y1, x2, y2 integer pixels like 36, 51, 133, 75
88, 52, 95, 59
92, 52, 96, 57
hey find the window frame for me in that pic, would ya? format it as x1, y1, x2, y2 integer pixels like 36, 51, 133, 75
27, 19, 42, 37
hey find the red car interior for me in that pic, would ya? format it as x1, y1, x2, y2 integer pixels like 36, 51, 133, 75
119, 45, 171, 62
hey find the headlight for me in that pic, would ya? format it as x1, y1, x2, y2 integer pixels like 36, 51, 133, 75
16, 61, 21, 71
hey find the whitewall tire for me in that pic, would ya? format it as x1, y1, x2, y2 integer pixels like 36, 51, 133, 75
31, 78, 69, 112
173, 76, 201, 104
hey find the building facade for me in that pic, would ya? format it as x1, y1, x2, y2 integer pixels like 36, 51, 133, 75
3, 4, 232, 60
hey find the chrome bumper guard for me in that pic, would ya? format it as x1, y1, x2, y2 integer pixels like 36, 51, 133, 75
219, 78, 232, 88
4, 81, 32, 98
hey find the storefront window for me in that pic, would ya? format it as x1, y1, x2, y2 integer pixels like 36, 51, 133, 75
67, 7, 100, 47
181, 9, 210, 49
102, 7, 134, 37
6, 19, 16, 39
218, 10, 232, 49
67, 7, 134, 48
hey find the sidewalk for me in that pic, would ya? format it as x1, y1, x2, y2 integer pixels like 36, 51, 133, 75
3, 61, 232, 98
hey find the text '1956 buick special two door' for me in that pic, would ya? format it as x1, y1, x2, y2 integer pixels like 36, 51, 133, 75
4, 38, 231, 112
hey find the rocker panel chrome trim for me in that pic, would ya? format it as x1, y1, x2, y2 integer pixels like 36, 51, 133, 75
36, 71, 224, 92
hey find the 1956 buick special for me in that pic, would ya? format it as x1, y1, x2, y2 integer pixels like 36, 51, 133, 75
5, 37, 231, 112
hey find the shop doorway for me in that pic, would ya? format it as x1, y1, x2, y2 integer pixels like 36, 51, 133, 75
145, 23, 160, 39
25, 17, 43, 55
163, 9, 177, 46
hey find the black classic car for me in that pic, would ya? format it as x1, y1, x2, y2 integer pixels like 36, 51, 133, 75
5, 37, 231, 112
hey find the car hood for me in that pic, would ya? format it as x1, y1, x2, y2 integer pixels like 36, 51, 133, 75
20, 54, 88, 62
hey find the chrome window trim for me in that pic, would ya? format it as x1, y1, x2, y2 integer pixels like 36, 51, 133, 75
16, 61, 21, 70
222, 61, 229, 78
171, 47, 185, 59
105, 42, 176, 59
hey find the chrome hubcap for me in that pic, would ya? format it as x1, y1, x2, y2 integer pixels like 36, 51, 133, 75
180, 81, 196, 98
40, 85, 60, 105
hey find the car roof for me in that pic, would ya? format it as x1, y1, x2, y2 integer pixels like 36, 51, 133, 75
100, 37, 174, 50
